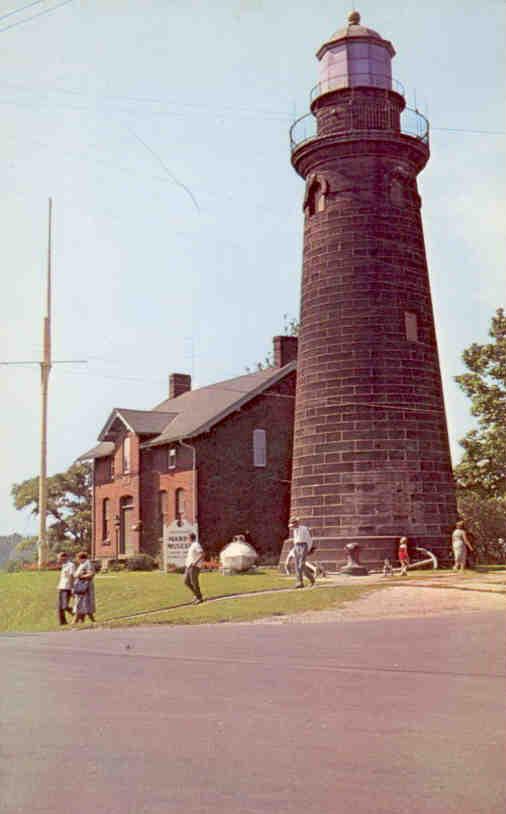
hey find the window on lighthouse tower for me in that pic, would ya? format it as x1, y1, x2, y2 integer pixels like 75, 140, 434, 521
405, 311, 419, 342
307, 178, 326, 216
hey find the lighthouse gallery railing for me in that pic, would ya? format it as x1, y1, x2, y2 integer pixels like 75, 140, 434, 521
290, 105, 430, 151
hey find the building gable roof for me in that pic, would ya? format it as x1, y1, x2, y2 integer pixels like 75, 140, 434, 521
78, 361, 296, 460
147, 361, 296, 447
77, 441, 115, 462
98, 409, 177, 442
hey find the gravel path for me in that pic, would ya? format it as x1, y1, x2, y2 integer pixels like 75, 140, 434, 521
255, 571, 506, 624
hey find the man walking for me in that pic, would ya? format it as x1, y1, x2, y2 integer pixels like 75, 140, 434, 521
56, 551, 75, 625
289, 517, 315, 588
184, 532, 205, 604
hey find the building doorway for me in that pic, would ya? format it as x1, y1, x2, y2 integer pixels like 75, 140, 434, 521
119, 496, 135, 555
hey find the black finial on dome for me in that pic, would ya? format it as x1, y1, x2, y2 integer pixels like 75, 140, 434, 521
348, 10, 361, 25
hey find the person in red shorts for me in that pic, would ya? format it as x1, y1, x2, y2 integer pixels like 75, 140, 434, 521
398, 536, 410, 576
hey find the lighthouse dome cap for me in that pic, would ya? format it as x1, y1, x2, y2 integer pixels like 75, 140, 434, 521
317, 10, 395, 59
331, 10, 382, 40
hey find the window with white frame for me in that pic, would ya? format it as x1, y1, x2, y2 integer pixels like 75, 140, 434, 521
168, 448, 177, 470
253, 428, 267, 467
175, 488, 185, 522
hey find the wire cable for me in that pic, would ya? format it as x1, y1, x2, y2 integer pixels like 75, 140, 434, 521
0, 0, 49, 23
432, 126, 506, 136
0, 79, 503, 136
0, 0, 73, 34
127, 126, 201, 212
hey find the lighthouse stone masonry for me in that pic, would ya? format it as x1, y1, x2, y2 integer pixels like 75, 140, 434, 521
287, 12, 456, 570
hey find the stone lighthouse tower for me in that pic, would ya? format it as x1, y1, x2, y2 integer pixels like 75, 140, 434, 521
289, 11, 456, 570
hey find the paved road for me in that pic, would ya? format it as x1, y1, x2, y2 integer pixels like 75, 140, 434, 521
1, 611, 505, 814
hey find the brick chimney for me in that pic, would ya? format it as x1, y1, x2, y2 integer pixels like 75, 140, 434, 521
169, 373, 191, 399
273, 335, 298, 367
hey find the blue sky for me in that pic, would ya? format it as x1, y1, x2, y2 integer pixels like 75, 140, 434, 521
1, 0, 505, 535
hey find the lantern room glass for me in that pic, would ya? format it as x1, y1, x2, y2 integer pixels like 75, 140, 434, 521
319, 40, 392, 92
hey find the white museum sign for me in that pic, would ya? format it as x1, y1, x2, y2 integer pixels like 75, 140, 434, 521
163, 519, 198, 570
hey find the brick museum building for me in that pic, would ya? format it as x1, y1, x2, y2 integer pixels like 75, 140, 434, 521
80, 337, 297, 563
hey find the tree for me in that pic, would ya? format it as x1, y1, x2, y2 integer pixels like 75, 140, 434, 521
454, 309, 506, 561
11, 462, 92, 556
456, 490, 506, 563
7, 536, 38, 570
454, 308, 506, 498
0, 533, 23, 569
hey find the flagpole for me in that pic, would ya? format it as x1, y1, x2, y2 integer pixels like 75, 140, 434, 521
38, 198, 52, 568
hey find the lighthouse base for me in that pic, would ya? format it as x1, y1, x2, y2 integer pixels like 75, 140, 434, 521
340, 564, 369, 577
279, 534, 451, 574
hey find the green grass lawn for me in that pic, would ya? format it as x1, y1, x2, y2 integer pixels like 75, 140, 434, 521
106, 584, 375, 628
0, 570, 375, 633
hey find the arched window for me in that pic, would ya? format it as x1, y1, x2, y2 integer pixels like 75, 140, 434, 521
390, 178, 404, 207
307, 179, 326, 215
119, 495, 134, 556
253, 428, 267, 467
305, 175, 328, 216
102, 498, 110, 541
159, 490, 168, 518
122, 436, 131, 473
175, 488, 185, 522
158, 490, 168, 540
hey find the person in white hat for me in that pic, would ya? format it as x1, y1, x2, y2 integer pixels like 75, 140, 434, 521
56, 551, 75, 625
288, 517, 315, 588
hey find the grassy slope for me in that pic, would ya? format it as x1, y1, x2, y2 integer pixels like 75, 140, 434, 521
106, 585, 373, 628
0, 570, 374, 633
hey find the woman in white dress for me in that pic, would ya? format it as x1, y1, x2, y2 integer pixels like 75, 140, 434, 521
451, 521, 473, 571
72, 551, 96, 623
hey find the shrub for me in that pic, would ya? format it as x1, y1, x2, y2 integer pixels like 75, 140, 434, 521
201, 558, 220, 571
258, 553, 281, 566
22, 561, 60, 571
126, 553, 156, 571
104, 559, 127, 572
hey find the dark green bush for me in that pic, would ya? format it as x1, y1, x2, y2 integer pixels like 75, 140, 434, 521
126, 553, 156, 571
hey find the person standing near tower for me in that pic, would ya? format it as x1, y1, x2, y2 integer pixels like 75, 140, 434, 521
289, 517, 315, 588
398, 537, 410, 576
451, 521, 473, 571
